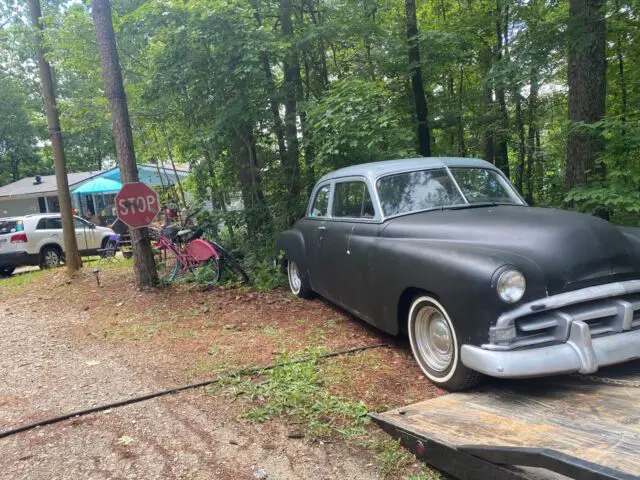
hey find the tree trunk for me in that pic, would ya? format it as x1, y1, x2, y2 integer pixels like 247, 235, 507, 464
279, 0, 302, 223
479, 47, 495, 164
456, 66, 466, 156
614, 0, 627, 139
92, 0, 158, 288
565, 0, 607, 190
251, 2, 288, 167
28, 0, 82, 274
494, 0, 510, 177
232, 127, 271, 238
525, 70, 539, 204
405, 0, 432, 156
514, 91, 526, 193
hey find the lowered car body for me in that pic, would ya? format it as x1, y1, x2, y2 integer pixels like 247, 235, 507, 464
277, 157, 640, 390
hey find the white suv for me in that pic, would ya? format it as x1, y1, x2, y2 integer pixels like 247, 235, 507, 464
0, 214, 116, 276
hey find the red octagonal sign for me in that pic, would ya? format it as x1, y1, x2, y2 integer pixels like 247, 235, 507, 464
115, 182, 160, 229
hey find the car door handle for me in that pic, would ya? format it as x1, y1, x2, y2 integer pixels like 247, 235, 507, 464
318, 226, 326, 231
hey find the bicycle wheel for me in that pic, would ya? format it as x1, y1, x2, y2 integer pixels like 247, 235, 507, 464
192, 256, 222, 285
209, 240, 249, 284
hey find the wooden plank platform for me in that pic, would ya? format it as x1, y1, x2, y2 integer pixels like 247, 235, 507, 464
373, 361, 640, 478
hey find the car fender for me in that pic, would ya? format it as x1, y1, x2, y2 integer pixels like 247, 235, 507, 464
370, 237, 547, 346
276, 229, 307, 273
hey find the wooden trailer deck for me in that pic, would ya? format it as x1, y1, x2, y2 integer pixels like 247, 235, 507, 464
371, 361, 640, 480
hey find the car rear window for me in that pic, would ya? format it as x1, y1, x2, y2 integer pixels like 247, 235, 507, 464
0, 220, 23, 235
332, 181, 375, 218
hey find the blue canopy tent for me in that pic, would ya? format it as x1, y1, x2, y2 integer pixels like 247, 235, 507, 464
72, 177, 123, 194
71, 177, 123, 224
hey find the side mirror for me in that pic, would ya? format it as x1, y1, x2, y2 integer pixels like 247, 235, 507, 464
90, 223, 97, 229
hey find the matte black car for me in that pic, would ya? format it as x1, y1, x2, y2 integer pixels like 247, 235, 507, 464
277, 157, 640, 391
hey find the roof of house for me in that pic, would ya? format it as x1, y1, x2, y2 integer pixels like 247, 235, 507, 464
0, 171, 103, 198
318, 157, 496, 183
0, 163, 190, 199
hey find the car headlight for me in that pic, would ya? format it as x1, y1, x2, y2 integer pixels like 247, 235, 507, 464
497, 269, 526, 303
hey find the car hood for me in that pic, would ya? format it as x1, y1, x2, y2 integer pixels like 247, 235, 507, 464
381, 205, 640, 294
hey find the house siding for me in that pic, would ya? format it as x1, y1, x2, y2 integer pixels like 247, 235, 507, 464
0, 197, 41, 217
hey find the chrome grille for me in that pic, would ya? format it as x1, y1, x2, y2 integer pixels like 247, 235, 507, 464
488, 290, 640, 350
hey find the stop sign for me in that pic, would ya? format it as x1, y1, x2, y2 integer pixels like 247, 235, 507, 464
114, 182, 160, 229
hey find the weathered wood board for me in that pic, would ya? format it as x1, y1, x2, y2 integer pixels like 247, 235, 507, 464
377, 361, 640, 477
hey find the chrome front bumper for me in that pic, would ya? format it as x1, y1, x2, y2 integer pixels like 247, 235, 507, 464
461, 326, 640, 378
461, 279, 640, 378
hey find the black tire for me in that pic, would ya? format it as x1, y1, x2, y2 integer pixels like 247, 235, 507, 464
287, 260, 314, 299
40, 246, 62, 269
407, 295, 481, 391
0, 267, 15, 277
193, 256, 222, 285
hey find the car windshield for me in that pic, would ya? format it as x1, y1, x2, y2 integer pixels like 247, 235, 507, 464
376, 167, 523, 217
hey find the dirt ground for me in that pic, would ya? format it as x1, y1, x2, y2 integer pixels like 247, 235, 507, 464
0, 265, 442, 479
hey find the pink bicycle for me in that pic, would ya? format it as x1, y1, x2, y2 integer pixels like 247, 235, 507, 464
153, 225, 221, 282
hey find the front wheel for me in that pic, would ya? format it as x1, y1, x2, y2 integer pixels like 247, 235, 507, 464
0, 266, 15, 277
408, 295, 480, 391
287, 260, 314, 299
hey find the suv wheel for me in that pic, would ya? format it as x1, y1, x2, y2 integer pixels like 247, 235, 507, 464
40, 247, 62, 269
0, 267, 15, 277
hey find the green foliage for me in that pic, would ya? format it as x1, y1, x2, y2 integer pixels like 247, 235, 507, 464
241, 350, 370, 440
1, 0, 639, 270
308, 78, 413, 173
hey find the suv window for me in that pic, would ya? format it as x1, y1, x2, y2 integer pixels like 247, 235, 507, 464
332, 181, 375, 218
74, 218, 89, 229
309, 185, 330, 217
0, 220, 20, 235
37, 218, 63, 230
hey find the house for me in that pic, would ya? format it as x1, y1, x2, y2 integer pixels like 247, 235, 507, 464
0, 164, 189, 218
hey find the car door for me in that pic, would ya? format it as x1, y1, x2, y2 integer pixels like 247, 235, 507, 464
298, 183, 332, 296
320, 178, 380, 319
74, 217, 94, 251
74, 217, 91, 252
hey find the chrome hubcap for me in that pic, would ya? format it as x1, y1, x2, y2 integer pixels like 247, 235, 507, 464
45, 251, 59, 268
288, 261, 301, 293
414, 306, 453, 372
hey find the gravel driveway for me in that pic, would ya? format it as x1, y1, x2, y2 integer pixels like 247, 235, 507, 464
0, 289, 379, 479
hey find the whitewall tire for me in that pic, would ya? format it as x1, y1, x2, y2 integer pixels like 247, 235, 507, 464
287, 260, 314, 299
408, 295, 480, 391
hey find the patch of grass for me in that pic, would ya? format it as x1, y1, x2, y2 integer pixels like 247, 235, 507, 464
406, 471, 441, 480
238, 349, 369, 440
0, 269, 48, 294
100, 321, 166, 341
365, 438, 414, 479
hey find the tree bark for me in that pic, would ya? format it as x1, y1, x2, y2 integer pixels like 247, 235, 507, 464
279, 0, 302, 222
456, 66, 466, 156
514, 91, 526, 193
405, 0, 432, 156
28, 0, 82, 274
232, 127, 271, 238
494, 0, 510, 177
92, 0, 158, 288
525, 70, 539, 204
565, 0, 607, 190
479, 46, 495, 164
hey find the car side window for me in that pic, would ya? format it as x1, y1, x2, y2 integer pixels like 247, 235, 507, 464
332, 181, 375, 219
36, 219, 47, 230
74, 218, 88, 229
310, 185, 330, 217
47, 218, 62, 229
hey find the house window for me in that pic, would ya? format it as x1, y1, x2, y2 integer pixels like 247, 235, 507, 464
46, 196, 60, 213
37, 197, 47, 213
